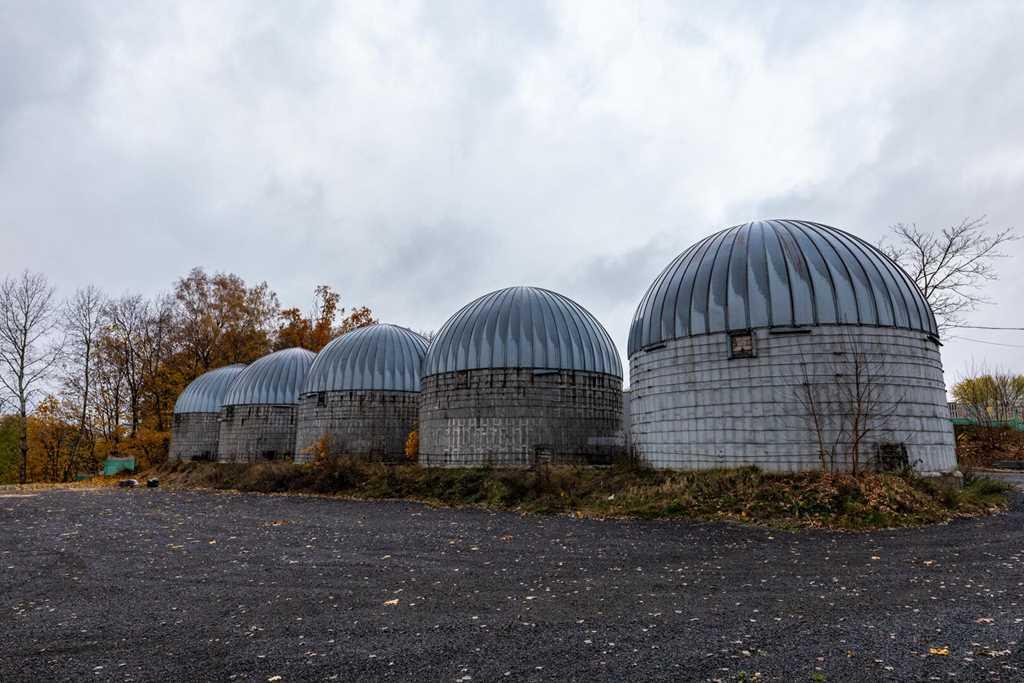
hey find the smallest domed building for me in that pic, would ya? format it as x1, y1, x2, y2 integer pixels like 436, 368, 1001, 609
169, 364, 246, 461
295, 324, 428, 462
217, 348, 315, 463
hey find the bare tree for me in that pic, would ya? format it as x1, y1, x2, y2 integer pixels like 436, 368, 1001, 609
138, 293, 178, 433
0, 271, 63, 484
92, 340, 127, 449
63, 285, 106, 478
882, 216, 1018, 330
794, 337, 905, 475
103, 294, 148, 437
794, 361, 843, 473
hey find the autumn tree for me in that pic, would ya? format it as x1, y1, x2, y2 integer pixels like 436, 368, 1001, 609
0, 271, 63, 484
951, 370, 1024, 445
882, 217, 1018, 330
29, 395, 78, 482
174, 268, 279, 373
274, 285, 376, 352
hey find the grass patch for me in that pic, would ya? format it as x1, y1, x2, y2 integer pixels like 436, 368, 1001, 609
144, 459, 1015, 530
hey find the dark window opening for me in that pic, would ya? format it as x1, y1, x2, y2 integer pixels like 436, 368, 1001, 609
729, 331, 756, 358
874, 443, 909, 471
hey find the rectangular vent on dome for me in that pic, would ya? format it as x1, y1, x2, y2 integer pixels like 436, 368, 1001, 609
729, 331, 755, 358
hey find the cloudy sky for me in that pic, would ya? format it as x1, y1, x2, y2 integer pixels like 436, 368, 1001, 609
2, 0, 1022, 386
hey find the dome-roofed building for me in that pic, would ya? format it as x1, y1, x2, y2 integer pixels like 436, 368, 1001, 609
169, 364, 246, 461
420, 286, 624, 466
628, 219, 956, 475
217, 347, 316, 463
295, 324, 428, 462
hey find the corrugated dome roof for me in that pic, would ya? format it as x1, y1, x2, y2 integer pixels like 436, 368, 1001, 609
423, 286, 622, 378
628, 219, 937, 356
303, 324, 428, 394
173, 364, 247, 414
221, 347, 316, 406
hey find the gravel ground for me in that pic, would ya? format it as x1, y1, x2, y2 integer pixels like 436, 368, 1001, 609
1, 488, 1022, 682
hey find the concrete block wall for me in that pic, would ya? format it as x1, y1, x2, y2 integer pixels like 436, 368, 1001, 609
217, 404, 299, 463
294, 390, 419, 463
419, 368, 624, 467
168, 413, 220, 461
629, 326, 957, 474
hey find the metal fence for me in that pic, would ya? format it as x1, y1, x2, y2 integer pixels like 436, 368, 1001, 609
948, 402, 1024, 430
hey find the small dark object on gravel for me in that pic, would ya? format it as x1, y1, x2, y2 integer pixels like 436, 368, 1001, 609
117, 479, 139, 488
146, 478, 160, 488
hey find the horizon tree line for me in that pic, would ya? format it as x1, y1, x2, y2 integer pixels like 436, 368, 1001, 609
0, 267, 375, 483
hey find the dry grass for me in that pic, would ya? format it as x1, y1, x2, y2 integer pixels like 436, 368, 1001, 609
146, 459, 1013, 530
956, 424, 1024, 469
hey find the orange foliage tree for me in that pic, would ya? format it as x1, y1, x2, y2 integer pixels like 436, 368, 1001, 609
174, 268, 279, 373
274, 285, 376, 352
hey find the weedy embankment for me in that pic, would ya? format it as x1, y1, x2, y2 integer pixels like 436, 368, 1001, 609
146, 458, 1013, 530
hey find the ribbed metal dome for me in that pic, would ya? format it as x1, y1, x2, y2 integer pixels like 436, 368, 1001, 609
221, 348, 315, 406
173, 364, 247, 414
628, 219, 937, 355
424, 286, 622, 378
303, 324, 428, 394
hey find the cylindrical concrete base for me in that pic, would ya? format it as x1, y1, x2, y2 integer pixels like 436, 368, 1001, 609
628, 326, 956, 473
216, 404, 298, 463
419, 368, 624, 467
294, 390, 419, 463
169, 412, 221, 461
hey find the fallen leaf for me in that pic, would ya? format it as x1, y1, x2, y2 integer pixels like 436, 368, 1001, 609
928, 646, 950, 656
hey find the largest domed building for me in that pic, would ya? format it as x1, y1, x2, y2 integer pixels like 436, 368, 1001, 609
628, 219, 956, 475
420, 286, 624, 466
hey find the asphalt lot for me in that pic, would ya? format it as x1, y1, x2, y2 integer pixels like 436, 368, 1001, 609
1, 488, 1022, 682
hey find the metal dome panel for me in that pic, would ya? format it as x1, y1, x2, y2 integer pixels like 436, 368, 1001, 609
221, 348, 316, 406
173, 364, 247, 414
303, 324, 428, 394
627, 219, 938, 356
423, 286, 623, 378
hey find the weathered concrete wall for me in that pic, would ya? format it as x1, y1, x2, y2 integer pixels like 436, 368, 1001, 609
169, 413, 220, 461
622, 389, 632, 455
419, 368, 624, 467
629, 326, 957, 474
216, 404, 298, 463
294, 390, 419, 463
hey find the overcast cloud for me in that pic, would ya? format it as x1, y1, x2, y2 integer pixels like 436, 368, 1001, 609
2, 0, 1023, 386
